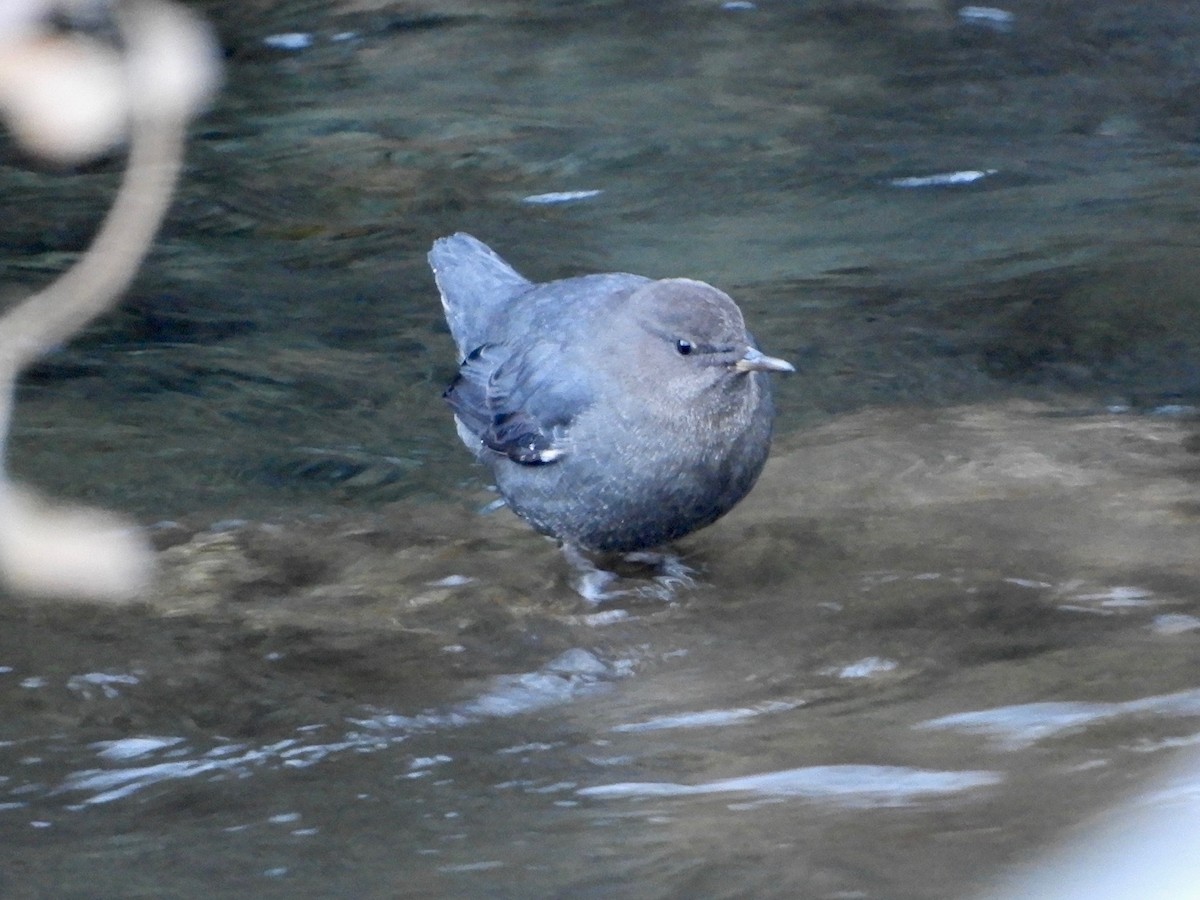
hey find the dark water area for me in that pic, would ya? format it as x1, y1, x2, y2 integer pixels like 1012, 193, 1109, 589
3, 1, 1200, 897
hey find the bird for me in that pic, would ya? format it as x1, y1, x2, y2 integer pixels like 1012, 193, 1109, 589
430, 232, 793, 559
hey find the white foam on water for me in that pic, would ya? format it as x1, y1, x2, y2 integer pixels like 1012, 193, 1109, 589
262, 33, 312, 51
919, 687, 1200, 749
612, 700, 802, 733
92, 737, 184, 761
889, 169, 997, 188
425, 575, 473, 587
831, 657, 899, 679
45, 648, 623, 806
437, 861, 506, 873
409, 754, 453, 771
520, 190, 603, 205
1072, 586, 1155, 606
67, 672, 141, 700
577, 764, 1001, 806
958, 6, 1015, 30
1151, 614, 1200, 635
496, 741, 561, 755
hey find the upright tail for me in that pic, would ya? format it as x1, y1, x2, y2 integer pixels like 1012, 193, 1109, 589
429, 233, 533, 357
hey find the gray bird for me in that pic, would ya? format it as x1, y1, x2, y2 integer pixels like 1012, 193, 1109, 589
430, 233, 793, 555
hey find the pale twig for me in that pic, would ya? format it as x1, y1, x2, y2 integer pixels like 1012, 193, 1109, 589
0, 0, 218, 600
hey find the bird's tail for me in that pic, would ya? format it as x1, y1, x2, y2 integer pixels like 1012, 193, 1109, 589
429, 233, 533, 357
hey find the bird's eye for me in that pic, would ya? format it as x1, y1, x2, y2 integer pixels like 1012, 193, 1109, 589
675, 339, 694, 356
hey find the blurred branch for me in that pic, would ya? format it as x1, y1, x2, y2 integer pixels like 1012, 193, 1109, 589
0, 0, 220, 600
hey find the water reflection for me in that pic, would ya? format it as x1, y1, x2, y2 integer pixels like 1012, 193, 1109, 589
4, 0, 1200, 897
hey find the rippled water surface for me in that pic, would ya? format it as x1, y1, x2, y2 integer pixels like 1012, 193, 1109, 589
4, 1, 1200, 897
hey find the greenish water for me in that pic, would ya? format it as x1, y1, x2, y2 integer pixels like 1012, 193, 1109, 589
3, 1, 1200, 897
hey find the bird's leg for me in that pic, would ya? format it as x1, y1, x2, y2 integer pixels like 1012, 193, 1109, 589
561, 543, 628, 603
561, 545, 696, 603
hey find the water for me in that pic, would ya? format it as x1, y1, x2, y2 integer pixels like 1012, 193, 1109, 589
4, 1, 1200, 896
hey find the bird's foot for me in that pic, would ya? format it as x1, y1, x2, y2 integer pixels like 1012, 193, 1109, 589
562, 545, 695, 604
624, 550, 696, 601
562, 543, 628, 603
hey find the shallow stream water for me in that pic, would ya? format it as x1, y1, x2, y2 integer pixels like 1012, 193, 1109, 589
3, 1, 1200, 897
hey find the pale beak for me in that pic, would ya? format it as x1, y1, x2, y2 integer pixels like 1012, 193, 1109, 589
734, 346, 795, 373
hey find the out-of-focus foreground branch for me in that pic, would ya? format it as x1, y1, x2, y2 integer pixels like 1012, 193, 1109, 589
0, 0, 219, 600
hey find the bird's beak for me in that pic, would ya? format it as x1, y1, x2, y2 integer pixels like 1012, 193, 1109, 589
734, 347, 795, 373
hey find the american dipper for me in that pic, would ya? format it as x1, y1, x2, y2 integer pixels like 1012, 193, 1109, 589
431, 233, 793, 554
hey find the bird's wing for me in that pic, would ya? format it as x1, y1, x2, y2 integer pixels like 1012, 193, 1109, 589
444, 341, 590, 465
